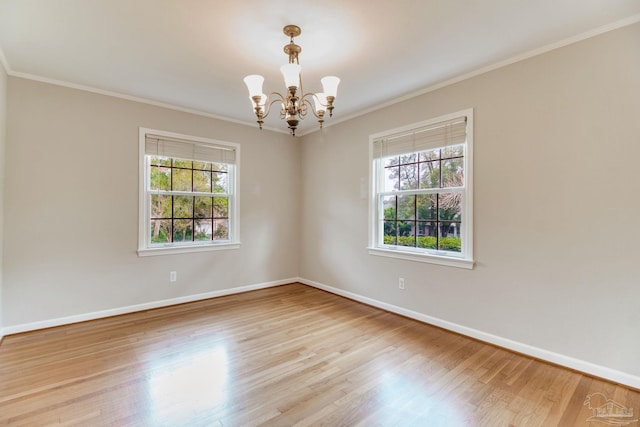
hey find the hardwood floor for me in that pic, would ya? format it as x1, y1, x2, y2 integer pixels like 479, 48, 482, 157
0, 283, 638, 426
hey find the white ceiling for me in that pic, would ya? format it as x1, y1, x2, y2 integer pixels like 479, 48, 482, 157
1, 1, 639, 135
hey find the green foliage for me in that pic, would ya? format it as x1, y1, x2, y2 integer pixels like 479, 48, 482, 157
173, 225, 193, 242
439, 237, 461, 252
151, 229, 169, 243
150, 166, 171, 191
416, 236, 437, 249
384, 205, 396, 220
195, 231, 210, 241
383, 234, 461, 252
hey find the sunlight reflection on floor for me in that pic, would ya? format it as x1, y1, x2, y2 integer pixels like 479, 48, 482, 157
146, 345, 229, 423
377, 371, 472, 426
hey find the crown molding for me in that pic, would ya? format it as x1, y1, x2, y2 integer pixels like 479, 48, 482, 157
6, 69, 289, 135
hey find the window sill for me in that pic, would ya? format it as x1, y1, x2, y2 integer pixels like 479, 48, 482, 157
367, 247, 474, 269
138, 242, 241, 257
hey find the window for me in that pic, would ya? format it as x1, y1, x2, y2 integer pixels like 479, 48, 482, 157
138, 128, 240, 256
369, 110, 473, 269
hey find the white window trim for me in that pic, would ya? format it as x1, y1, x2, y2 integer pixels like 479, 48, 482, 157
137, 127, 241, 256
367, 109, 474, 269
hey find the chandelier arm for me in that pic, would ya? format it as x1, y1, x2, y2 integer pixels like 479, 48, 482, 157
298, 98, 309, 119
261, 92, 287, 119
300, 97, 322, 119
301, 92, 332, 110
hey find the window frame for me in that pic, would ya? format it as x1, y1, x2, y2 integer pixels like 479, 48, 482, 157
368, 109, 474, 269
137, 128, 241, 256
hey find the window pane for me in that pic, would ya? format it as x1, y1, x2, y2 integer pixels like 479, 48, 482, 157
384, 156, 399, 168
213, 197, 229, 218
419, 149, 440, 162
438, 193, 462, 221
397, 195, 415, 220
441, 144, 464, 159
213, 172, 228, 193
193, 170, 211, 192
212, 163, 228, 172
399, 153, 417, 164
382, 195, 396, 220
150, 220, 171, 243
397, 221, 414, 237
173, 159, 192, 169
193, 161, 211, 171
151, 194, 171, 219
173, 196, 193, 218
213, 219, 229, 240
194, 197, 212, 218
442, 158, 464, 188
399, 164, 418, 190
383, 220, 397, 245
417, 194, 437, 220
150, 166, 171, 191
397, 221, 415, 247
439, 221, 462, 252
384, 166, 399, 192
419, 161, 440, 189
194, 220, 212, 241
417, 222, 437, 249
150, 156, 171, 166
173, 219, 193, 242
172, 168, 192, 192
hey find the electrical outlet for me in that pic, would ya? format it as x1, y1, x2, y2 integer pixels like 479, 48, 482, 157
398, 277, 405, 290
170, 271, 177, 282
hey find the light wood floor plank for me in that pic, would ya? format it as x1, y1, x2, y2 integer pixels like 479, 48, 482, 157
0, 283, 637, 426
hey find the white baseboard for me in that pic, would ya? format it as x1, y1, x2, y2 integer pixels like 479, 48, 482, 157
2, 277, 296, 336
297, 277, 640, 390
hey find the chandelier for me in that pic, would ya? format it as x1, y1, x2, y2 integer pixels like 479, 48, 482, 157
243, 25, 340, 136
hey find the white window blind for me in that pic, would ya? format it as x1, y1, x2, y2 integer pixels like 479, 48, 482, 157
145, 134, 237, 164
373, 117, 467, 159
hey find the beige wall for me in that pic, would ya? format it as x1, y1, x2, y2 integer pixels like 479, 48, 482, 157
0, 64, 6, 336
4, 78, 300, 326
300, 23, 640, 378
